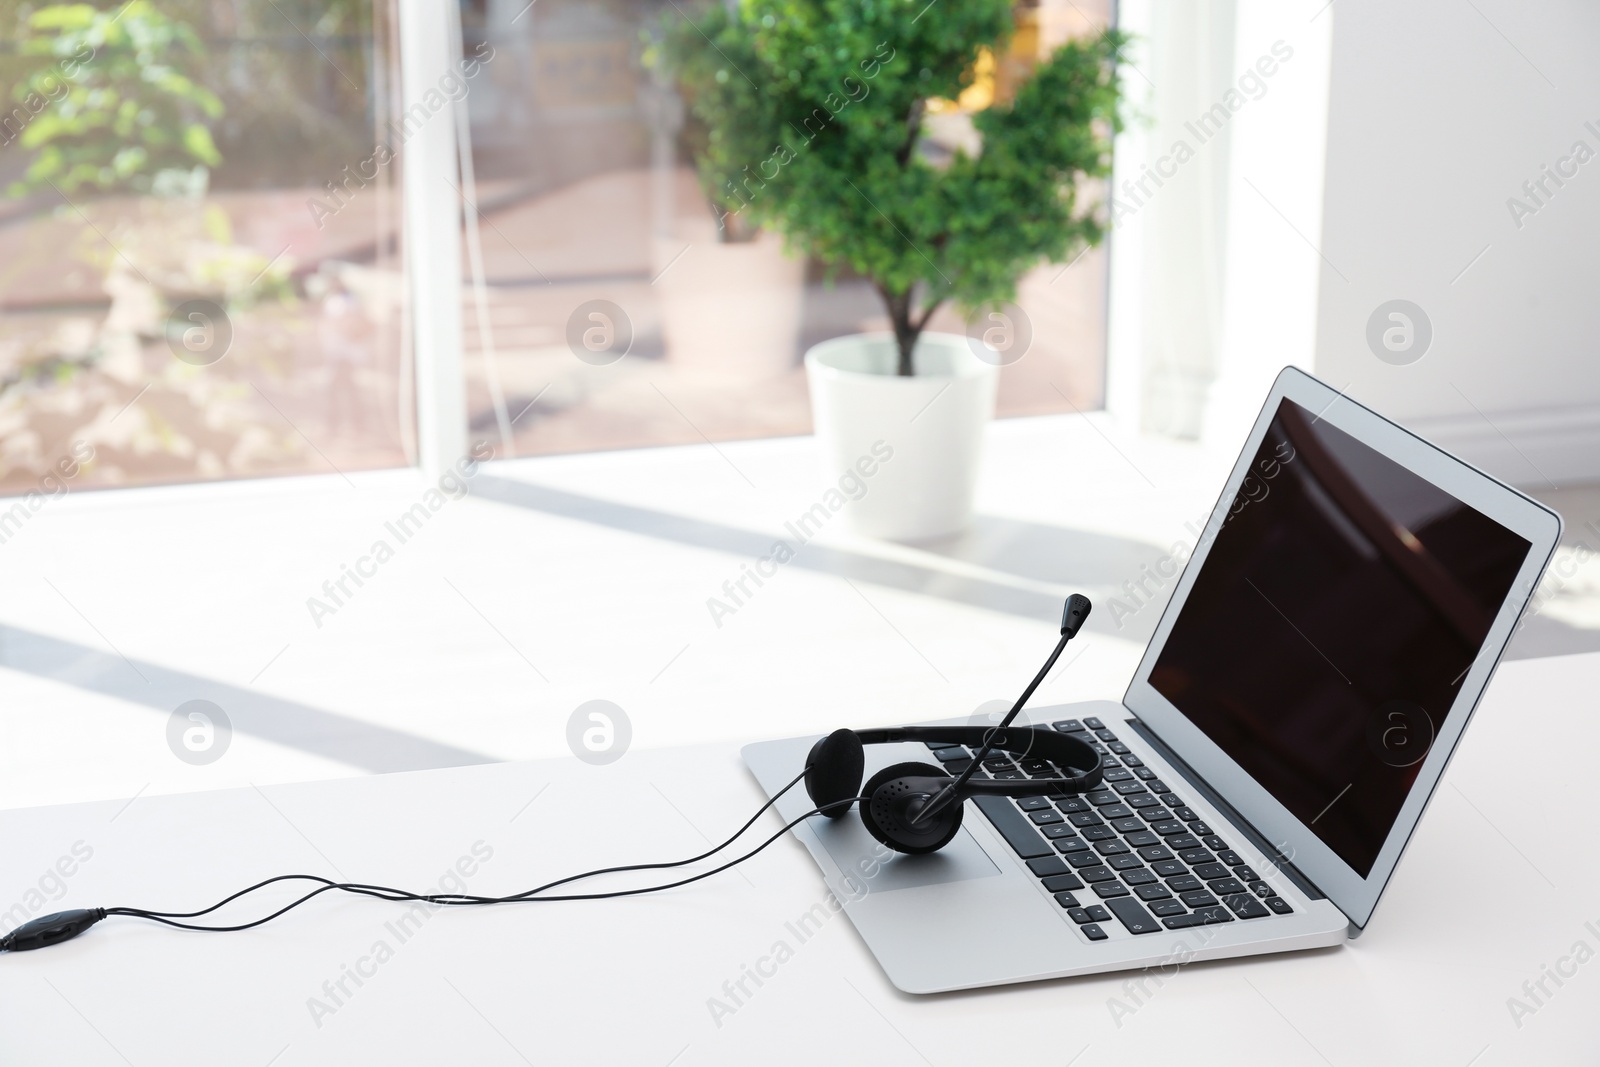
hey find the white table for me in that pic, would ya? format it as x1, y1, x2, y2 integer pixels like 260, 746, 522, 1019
2, 652, 1596, 1066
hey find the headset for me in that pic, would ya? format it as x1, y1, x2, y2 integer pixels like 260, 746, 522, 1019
0, 595, 1095, 954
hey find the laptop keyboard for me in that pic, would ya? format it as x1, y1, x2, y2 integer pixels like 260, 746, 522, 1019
926, 717, 1295, 942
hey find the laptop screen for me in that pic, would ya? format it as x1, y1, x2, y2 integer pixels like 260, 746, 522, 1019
1148, 397, 1532, 877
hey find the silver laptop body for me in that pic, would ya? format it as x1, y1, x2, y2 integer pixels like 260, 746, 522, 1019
742, 367, 1561, 993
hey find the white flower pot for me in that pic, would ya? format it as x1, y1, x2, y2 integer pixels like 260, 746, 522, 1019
805, 331, 998, 541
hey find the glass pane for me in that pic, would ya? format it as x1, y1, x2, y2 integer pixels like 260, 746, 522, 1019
0, 0, 409, 493
456, 0, 1112, 457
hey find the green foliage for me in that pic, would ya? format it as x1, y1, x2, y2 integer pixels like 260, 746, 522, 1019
7, 1, 225, 196
653, 0, 1126, 373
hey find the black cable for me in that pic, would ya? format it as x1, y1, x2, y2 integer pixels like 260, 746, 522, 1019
110, 766, 810, 922
102, 775, 860, 936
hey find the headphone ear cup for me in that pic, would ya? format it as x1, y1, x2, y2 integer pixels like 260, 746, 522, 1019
805, 729, 865, 819
860, 761, 964, 856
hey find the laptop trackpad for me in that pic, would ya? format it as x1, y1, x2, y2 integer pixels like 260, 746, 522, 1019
810, 816, 1000, 894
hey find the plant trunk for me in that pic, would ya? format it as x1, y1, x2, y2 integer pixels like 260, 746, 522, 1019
880, 285, 919, 377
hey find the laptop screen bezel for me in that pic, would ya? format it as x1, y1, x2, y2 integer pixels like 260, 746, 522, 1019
1122, 367, 1561, 930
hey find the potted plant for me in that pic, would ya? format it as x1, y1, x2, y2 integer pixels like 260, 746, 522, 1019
655, 0, 1125, 539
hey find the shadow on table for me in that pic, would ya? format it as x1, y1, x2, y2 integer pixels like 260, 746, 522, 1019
471, 475, 1173, 643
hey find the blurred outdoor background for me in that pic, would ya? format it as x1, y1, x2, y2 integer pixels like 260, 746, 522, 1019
0, 0, 1111, 493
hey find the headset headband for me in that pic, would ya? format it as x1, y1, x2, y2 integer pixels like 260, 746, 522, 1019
853, 725, 1102, 794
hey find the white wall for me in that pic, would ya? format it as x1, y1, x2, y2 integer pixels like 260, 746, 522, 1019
1311, 0, 1600, 487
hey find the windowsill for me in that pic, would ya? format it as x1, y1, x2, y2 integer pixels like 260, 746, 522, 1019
1, 411, 1592, 813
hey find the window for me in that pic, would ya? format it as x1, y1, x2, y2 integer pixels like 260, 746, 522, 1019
0, 0, 409, 493
455, 0, 1113, 458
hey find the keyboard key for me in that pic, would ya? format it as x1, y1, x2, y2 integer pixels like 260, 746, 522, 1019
1086, 791, 1120, 806
1067, 906, 1093, 924
1153, 821, 1187, 836
1192, 862, 1230, 881
1106, 897, 1162, 934
1042, 824, 1078, 840
1174, 807, 1200, 821
1133, 767, 1158, 780
1151, 860, 1187, 878
1030, 810, 1066, 825
992, 770, 1025, 780
1056, 837, 1091, 854
931, 746, 969, 763
1147, 780, 1171, 793
1069, 812, 1104, 828
982, 757, 1016, 771
1113, 781, 1149, 796
1122, 868, 1157, 886
1027, 856, 1070, 877
1108, 742, 1131, 755
1193, 906, 1234, 924
1095, 728, 1117, 742
942, 758, 975, 774
1235, 866, 1260, 883
1109, 854, 1145, 871
1217, 850, 1244, 866
972, 796, 1052, 859
1093, 882, 1131, 898
1067, 851, 1105, 868
1055, 892, 1081, 909
1203, 835, 1229, 851
1124, 831, 1160, 848
1081, 923, 1108, 941
1079, 866, 1117, 883
1055, 797, 1090, 813
1101, 804, 1134, 819
1017, 796, 1053, 812
1181, 890, 1219, 908
1249, 881, 1274, 898
1103, 769, 1134, 783
1084, 717, 1105, 729
1043, 873, 1086, 893
1134, 883, 1173, 901
1053, 719, 1085, 733
1166, 834, 1202, 852
1208, 878, 1246, 896
1082, 826, 1117, 841
1110, 817, 1144, 834
1164, 795, 1185, 807
1190, 822, 1212, 836
1085, 905, 1112, 922
1166, 875, 1203, 892
1179, 849, 1214, 865
1128, 794, 1162, 808
1163, 913, 1207, 929
1095, 840, 1131, 856
1140, 807, 1173, 823
1137, 845, 1175, 862
1223, 894, 1270, 919
1149, 899, 1186, 917
1265, 897, 1294, 915
1121, 755, 1144, 767
1020, 758, 1053, 774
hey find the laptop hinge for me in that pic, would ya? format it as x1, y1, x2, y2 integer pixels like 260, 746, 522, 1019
1125, 718, 1329, 904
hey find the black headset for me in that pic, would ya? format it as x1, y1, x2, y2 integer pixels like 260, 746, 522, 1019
0, 595, 1096, 954
800, 592, 1099, 855
804, 725, 1102, 854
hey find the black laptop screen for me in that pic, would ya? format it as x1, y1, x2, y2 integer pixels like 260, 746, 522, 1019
1149, 398, 1531, 876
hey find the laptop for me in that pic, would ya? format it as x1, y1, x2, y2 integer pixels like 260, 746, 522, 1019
741, 366, 1562, 993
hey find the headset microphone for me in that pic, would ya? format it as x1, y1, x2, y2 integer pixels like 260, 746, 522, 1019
801, 595, 1100, 854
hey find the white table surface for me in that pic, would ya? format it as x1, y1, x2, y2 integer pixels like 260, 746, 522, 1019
2, 651, 1596, 1066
